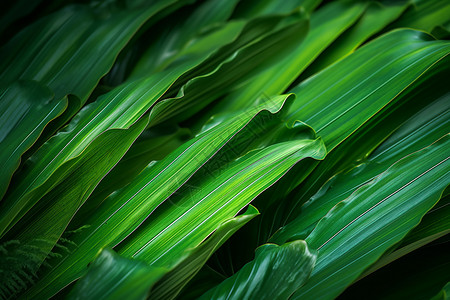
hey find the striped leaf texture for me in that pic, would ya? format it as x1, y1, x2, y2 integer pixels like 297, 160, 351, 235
0, 0, 448, 299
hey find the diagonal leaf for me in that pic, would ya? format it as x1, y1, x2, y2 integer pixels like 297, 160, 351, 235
0, 48, 221, 236
359, 194, 450, 279
130, 0, 241, 78
0, 81, 66, 199
150, 205, 260, 300
281, 57, 450, 225
147, 16, 309, 126
301, 1, 409, 79
339, 237, 450, 300
0, 117, 147, 298
215, 1, 366, 113
272, 84, 450, 243
287, 29, 450, 150
0, 1, 179, 103
68, 248, 167, 300
291, 135, 450, 299
116, 136, 325, 266
232, 0, 321, 18
24, 95, 294, 299
387, 0, 450, 33
72, 126, 191, 224
199, 240, 316, 300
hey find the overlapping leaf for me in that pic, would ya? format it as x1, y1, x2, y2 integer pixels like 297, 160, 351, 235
150, 205, 259, 300
287, 29, 450, 150
0, 1, 179, 103
272, 82, 450, 243
24, 95, 298, 298
0, 1, 448, 299
68, 248, 166, 300
0, 81, 66, 199
292, 135, 449, 299
199, 241, 316, 300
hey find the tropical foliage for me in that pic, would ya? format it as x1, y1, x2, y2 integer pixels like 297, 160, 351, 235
0, 0, 449, 299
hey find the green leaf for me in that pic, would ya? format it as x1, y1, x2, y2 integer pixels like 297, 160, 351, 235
0, 54, 210, 236
397, 195, 450, 250
0, 81, 66, 199
0, 2, 177, 103
339, 237, 450, 300
232, 0, 321, 18
215, 1, 366, 113
68, 248, 167, 300
280, 56, 450, 226
199, 240, 316, 300
151, 205, 260, 300
147, 16, 309, 126
227, 28, 450, 258
0, 117, 147, 298
291, 135, 450, 299
130, 0, 241, 78
272, 82, 450, 244
360, 194, 450, 279
25, 95, 293, 299
388, 0, 450, 33
133, 12, 294, 93
116, 135, 325, 266
301, 1, 409, 79
72, 126, 191, 224
287, 29, 450, 150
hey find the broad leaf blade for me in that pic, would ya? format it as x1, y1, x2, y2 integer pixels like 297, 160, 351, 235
0, 1, 177, 103
117, 137, 326, 265
287, 29, 450, 150
0, 81, 66, 199
25, 95, 293, 299
199, 240, 316, 300
151, 205, 260, 300
292, 135, 450, 299
68, 248, 166, 300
